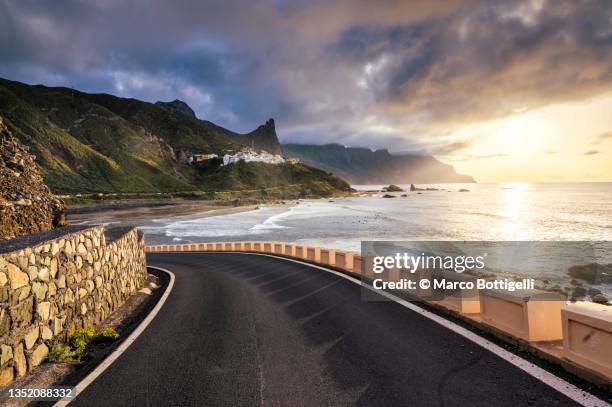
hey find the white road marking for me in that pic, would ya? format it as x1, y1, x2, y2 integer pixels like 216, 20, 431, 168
243, 252, 611, 407
54, 266, 175, 407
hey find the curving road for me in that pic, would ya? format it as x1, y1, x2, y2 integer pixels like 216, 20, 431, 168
70, 252, 587, 406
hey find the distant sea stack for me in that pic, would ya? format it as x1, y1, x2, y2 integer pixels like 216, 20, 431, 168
282, 143, 475, 184
155, 99, 197, 119
0, 116, 66, 239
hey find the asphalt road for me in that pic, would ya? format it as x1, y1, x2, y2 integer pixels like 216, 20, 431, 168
71, 252, 582, 406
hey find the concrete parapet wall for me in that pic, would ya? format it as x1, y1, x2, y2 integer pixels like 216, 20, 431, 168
562, 302, 612, 380
295, 246, 306, 259
320, 249, 335, 266
335, 251, 354, 271
353, 255, 363, 275
431, 270, 480, 315
283, 244, 295, 257
306, 247, 319, 262
480, 289, 565, 342
273, 243, 284, 255
0, 226, 147, 385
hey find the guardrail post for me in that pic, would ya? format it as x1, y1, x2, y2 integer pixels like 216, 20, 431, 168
562, 302, 612, 379
480, 289, 565, 342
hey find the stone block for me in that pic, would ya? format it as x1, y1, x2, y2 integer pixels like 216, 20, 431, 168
10, 296, 34, 328
13, 343, 26, 377
41, 325, 53, 340
0, 366, 14, 386
37, 301, 51, 321
1, 344, 13, 366
31, 282, 47, 300
24, 326, 39, 349
28, 344, 48, 370
7, 263, 29, 289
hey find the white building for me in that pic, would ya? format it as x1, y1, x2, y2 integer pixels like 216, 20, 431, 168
222, 148, 285, 166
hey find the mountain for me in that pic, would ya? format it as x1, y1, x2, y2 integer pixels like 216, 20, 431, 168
282, 143, 475, 184
0, 78, 339, 195
155, 99, 197, 118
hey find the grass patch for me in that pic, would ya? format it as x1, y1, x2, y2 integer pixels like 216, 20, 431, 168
49, 326, 120, 363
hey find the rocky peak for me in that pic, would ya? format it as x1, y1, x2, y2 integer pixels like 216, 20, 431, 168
263, 118, 275, 129
155, 99, 197, 119
0, 117, 66, 240
243, 118, 281, 154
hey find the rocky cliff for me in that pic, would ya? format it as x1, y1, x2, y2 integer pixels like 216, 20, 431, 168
0, 117, 66, 240
239, 119, 282, 154
282, 143, 475, 184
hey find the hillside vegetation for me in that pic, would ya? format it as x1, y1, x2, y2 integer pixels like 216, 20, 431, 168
198, 161, 351, 196
0, 78, 347, 196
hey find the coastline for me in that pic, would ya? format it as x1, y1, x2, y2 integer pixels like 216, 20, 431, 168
68, 199, 264, 226
64, 183, 612, 304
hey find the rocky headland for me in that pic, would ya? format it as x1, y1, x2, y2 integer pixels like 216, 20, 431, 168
0, 117, 66, 240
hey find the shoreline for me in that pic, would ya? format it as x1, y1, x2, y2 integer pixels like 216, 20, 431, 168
68, 199, 265, 226
67, 198, 237, 215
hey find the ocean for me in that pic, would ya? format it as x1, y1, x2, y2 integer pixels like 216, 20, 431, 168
72, 182, 612, 298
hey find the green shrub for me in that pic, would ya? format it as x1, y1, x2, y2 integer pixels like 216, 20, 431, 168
98, 327, 120, 341
69, 327, 97, 358
48, 344, 76, 363
63, 326, 121, 362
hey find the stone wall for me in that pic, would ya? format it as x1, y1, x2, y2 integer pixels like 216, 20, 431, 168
0, 225, 147, 385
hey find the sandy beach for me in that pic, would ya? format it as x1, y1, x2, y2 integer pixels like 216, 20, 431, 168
68, 199, 261, 227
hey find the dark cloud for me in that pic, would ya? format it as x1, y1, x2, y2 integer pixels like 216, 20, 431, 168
0, 0, 611, 149
579, 150, 601, 155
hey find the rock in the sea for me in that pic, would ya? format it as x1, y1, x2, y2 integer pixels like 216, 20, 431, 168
459, 188, 470, 192
587, 288, 602, 296
570, 286, 587, 299
567, 263, 612, 284
591, 294, 609, 305
410, 184, 439, 192
382, 184, 404, 192
0, 116, 66, 239
382, 194, 397, 198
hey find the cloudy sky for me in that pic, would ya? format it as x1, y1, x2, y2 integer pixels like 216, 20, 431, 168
1, 0, 611, 181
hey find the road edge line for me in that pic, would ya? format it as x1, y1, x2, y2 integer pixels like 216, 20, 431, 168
240, 252, 609, 407
54, 266, 175, 407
